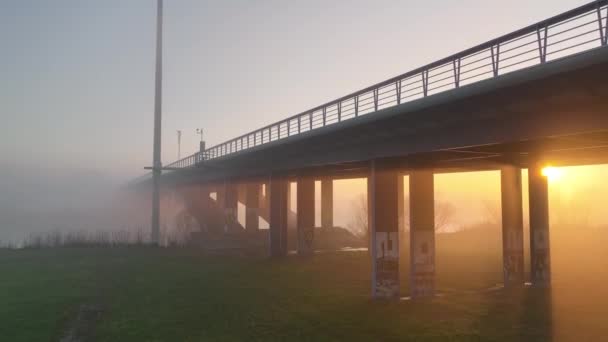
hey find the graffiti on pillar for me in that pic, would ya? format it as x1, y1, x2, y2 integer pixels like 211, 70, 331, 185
224, 208, 237, 233
298, 226, 315, 255
532, 229, 550, 284
503, 228, 523, 284
504, 254, 524, 284
411, 230, 435, 297
374, 231, 399, 298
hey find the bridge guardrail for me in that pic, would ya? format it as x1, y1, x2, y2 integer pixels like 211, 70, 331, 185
165, 0, 608, 170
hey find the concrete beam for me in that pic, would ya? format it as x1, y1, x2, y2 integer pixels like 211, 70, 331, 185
369, 161, 400, 299
409, 170, 435, 298
529, 160, 551, 287
297, 177, 315, 256
269, 176, 288, 257
501, 165, 525, 287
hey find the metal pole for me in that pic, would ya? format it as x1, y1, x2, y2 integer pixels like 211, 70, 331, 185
177, 130, 182, 160
151, 0, 163, 245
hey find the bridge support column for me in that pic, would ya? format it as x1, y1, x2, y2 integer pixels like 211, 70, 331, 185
269, 176, 288, 257
215, 184, 225, 209
398, 174, 405, 232
224, 181, 238, 233
196, 185, 211, 232
369, 161, 400, 299
321, 178, 333, 229
245, 182, 260, 232
409, 170, 435, 298
259, 183, 269, 223
297, 177, 315, 256
529, 161, 551, 287
501, 165, 525, 287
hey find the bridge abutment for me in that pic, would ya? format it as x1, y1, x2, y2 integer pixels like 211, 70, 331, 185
369, 161, 400, 299
409, 170, 436, 298
297, 177, 315, 256
321, 178, 333, 229
529, 161, 551, 287
269, 176, 288, 257
501, 165, 525, 287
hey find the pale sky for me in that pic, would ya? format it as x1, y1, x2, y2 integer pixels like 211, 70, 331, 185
0, 0, 585, 180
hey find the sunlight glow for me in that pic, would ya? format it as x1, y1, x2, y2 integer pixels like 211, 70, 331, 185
542, 166, 563, 182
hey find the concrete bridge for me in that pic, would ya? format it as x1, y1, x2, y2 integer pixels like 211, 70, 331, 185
136, 1, 608, 299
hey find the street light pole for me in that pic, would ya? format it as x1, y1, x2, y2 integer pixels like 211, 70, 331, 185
177, 130, 182, 160
151, 0, 163, 245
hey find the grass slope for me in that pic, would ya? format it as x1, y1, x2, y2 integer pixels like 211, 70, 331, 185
1, 226, 607, 341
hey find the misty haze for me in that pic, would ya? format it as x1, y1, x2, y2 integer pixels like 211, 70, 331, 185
2, 0, 608, 341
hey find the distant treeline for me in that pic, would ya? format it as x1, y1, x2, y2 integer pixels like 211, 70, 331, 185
0, 227, 189, 249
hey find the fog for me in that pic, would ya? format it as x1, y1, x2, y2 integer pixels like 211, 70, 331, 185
0, 162, 127, 244
3, 162, 608, 247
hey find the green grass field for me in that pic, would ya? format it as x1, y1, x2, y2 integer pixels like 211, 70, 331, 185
1, 228, 607, 341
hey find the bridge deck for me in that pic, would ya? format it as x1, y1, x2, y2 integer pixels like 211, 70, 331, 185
163, 46, 608, 185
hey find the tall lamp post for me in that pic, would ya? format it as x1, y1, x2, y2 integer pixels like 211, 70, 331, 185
151, 0, 163, 245
177, 130, 182, 160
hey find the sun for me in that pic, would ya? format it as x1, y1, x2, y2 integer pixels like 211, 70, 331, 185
542, 166, 562, 182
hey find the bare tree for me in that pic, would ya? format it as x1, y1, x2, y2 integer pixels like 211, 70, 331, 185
348, 193, 456, 235
482, 199, 501, 226
347, 194, 368, 238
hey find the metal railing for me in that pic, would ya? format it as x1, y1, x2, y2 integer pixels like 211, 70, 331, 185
166, 0, 608, 170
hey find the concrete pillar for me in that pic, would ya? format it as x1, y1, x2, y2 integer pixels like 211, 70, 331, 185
198, 185, 211, 232
224, 181, 238, 233
287, 182, 296, 232
245, 182, 260, 232
369, 161, 400, 299
215, 184, 225, 208
269, 176, 288, 257
398, 174, 405, 232
409, 170, 435, 298
529, 161, 551, 286
501, 165, 525, 287
297, 177, 315, 256
259, 183, 269, 223
321, 178, 333, 229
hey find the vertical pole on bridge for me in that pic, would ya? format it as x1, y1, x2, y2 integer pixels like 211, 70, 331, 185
529, 160, 551, 287
369, 160, 400, 299
269, 175, 288, 257
297, 176, 315, 256
409, 170, 435, 298
501, 165, 525, 287
321, 178, 333, 229
150, 0, 163, 245
245, 182, 260, 233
